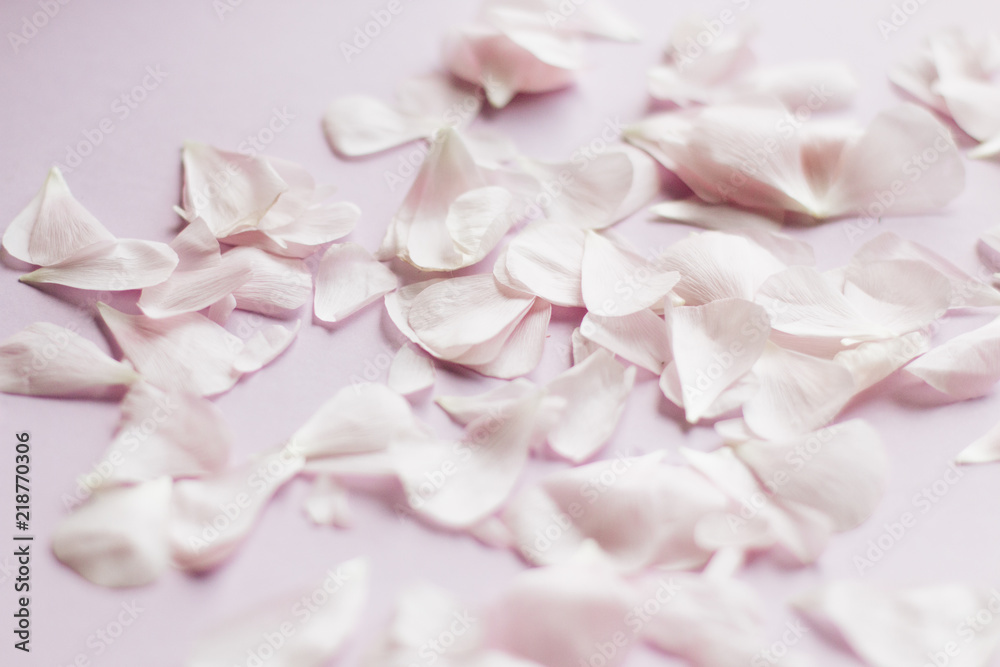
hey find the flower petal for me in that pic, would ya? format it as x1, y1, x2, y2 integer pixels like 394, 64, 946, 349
291, 383, 432, 459
742, 343, 855, 440
314, 243, 397, 323
579, 309, 671, 374
189, 558, 369, 667
52, 477, 172, 587
544, 349, 635, 463
0, 322, 139, 398
3, 167, 114, 266
904, 315, 1000, 400
793, 582, 1000, 667
668, 298, 770, 423
170, 445, 304, 572
20, 238, 178, 290
582, 230, 680, 317
732, 419, 887, 531
387, 343, 436, 396
96, 382, 232, 486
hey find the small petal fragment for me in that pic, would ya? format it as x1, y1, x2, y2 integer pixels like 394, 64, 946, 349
314, 243, 397, 323
904, 316, 1000, 400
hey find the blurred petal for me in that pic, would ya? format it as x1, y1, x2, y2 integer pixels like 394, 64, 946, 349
52, 477, 172, 587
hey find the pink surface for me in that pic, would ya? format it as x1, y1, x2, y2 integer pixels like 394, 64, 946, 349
2, 0, 1000, 665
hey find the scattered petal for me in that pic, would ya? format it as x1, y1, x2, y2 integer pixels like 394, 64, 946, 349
314, 243, 397, 323
0, 322, 139, 398
52, 477, 172, 587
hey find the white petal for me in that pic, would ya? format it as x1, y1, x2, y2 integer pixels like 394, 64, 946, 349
582, 230, 680, 317
0, 322, 138, 398
650, 199, 784, 232
735, 60, 858, 110
138, 258, 251, 319
314, 243, 397, 323
382, 127, 513, 271
170, 445, 304, 572
21, 238, 178, 290
3, 167, 114, 265
401, 390, 549, 529
500, 222, 585, 307
407, 274, 535, 359
503, 453, 727, 571
956, 420, 1000, 464
387, 343, 436, 396
324, 74, 480, 156
226, 246, 312, 314
743, 343, 855, 440
827, 104, 965, 217
579, 309, 671, 374
291, 383, 432, 459
181, 141, 289, 239
98, 303, 255, 396
668, 298, 770, 423
904, 315, 1000, 399
96, 382, 232, 486
545, 349, 636, 462
732, 420, 887, 531
855, 231, 1000, 308
443, 21, 582, 109
638, 572, 765, 667
661, 231, 788, 305
233, 321, 299, 374
465, 298, 551, 379
189, 558, 369, 667
436, 378, 539, 425
52, 477, 172, 587
833, 332, 930, 393
485, 560, 638, 667
793, 582, 1000, 667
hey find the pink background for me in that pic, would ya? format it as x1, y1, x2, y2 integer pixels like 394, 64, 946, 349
3, 0, 1000, 665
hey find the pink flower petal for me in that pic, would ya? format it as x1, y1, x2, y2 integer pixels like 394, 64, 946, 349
0, 322, 139, 398
315, 243, 397, 323
3, 167, 114, 266
189, 558, 368, 667
170, 445, 304, 572
20, 238, 178, 290
52, 477, 172, 587
96, 382, 232, 486
582, 230, 680, 317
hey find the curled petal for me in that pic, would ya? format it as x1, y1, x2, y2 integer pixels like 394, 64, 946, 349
3, 167, 114, 265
